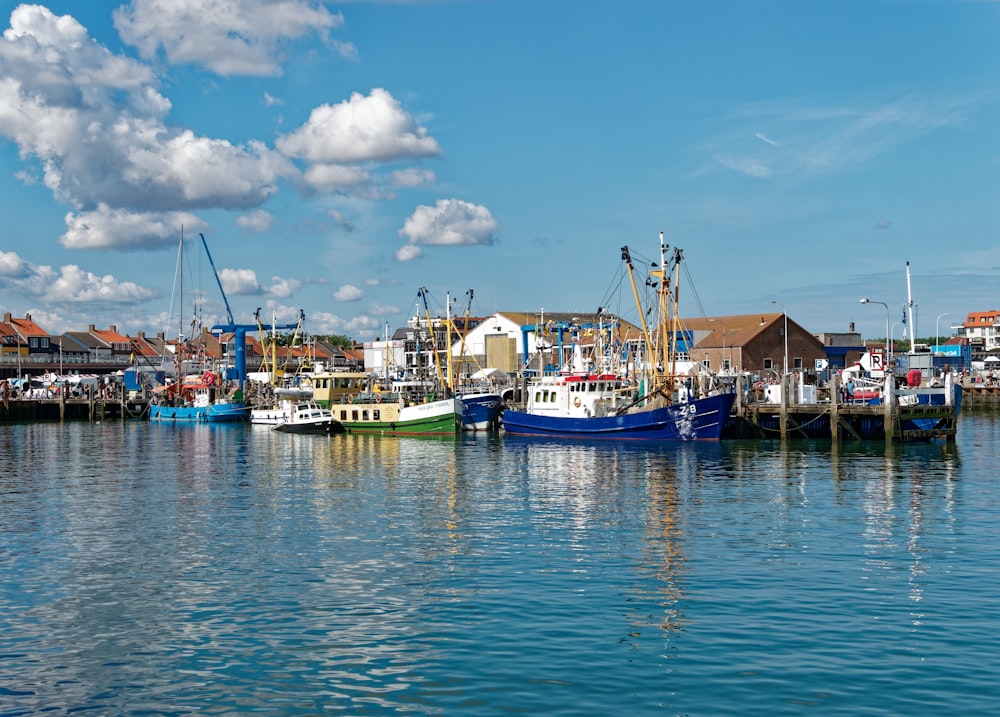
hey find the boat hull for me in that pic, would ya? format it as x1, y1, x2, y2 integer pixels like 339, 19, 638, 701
150, 402, 249, 423
274, 420, 342, 434
333, 397, 461, 436
459, 392, 502, 431
502, 393, 735, 441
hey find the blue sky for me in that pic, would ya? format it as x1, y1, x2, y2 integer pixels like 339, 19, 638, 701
0, 0, 997, 344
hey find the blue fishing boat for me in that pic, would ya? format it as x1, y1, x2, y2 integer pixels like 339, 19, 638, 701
149, 371, 249, 423
503, 233, 735, 441
502, 373, 734, 440
457, 389, 503, 431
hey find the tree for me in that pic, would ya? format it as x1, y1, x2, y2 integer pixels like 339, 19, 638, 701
315, 334, 355, 349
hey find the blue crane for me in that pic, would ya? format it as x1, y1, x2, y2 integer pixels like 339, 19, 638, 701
199, 233, 302, 389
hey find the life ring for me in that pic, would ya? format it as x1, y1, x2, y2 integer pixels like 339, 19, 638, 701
347, 393, 354, 403
573, 396, 581, 408
375, 393, 382, 403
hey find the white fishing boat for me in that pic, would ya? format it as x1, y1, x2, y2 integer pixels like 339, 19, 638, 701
251, 388, 343, 434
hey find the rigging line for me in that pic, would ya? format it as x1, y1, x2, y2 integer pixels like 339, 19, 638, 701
681, 259, 708, 320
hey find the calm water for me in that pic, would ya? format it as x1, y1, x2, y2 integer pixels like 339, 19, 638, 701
2, 414, 999, 716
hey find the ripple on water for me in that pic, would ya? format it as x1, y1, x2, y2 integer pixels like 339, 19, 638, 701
0, 422, 998, 715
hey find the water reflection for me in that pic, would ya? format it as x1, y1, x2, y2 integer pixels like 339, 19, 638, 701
1, 419, 993, 716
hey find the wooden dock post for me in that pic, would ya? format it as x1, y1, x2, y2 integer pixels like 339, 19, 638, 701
883, 373, 895, 443
830, 373, 840, 442
779, 373, 789, 440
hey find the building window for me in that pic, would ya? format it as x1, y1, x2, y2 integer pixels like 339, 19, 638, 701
793, 357, 803, 370
29, 337, 38, 348
763, 358, 773, 370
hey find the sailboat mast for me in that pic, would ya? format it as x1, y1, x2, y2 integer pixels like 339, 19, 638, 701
177, 226, 184, 383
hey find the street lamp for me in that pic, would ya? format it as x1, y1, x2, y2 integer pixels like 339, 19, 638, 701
860, 298, 890, 363
935, 312, 949, 354
771, 300, 788, 374
708, 318, 727, 373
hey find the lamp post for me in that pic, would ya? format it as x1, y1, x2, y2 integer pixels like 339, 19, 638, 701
889, 321, 899, 362
771, 300, 788, 374
860, 298, 890, 364
935, 312, 949, 354
708, 319, 727, 373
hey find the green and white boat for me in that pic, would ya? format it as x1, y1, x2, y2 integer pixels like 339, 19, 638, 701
330, 391, 461, 436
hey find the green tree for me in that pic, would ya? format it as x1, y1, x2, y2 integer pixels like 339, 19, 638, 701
315, 334, 355, 349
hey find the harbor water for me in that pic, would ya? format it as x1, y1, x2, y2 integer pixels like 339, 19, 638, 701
2, 416, 999, 715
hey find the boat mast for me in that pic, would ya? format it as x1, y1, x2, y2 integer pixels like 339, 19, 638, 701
656, 231, 673, 390
271, 312, 277, 386
417, 287, 447, 390
669, 246, 682, 382
177, 226, 184, 386
621, 245, 655, 380
445, 292, 454, 393
905, 261, 916, 354
383, 321, 391, 387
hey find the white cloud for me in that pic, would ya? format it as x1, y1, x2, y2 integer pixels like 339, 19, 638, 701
712, 155, 773, 178
42, 264, 156, 303
0, 6, 294, 250
368, 302, 400, 317
390, 168, 435, 187
276, 88, 442, 164
708, 94, 976, 180
267, 276, 302, 298
113, 0, 344, 77
334, 284, 364, 301
219, 267, 262, 295
394, 244, 423, 262
333, 40, 358, 62
60, 206, 207, 250
396, 199, 499, 261
235, 209, 273, 232
0, 253, 156, 304
303, 163, 370, 191
0, 251, 28, 277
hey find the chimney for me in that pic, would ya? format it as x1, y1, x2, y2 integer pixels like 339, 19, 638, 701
3, 313, 10, 323
850, 321, 855, 333
110, 325, 116, 333
88, 324, 96, 332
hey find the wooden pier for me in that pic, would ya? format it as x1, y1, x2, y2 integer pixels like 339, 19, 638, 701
727, 373, 960, 443
0, 395, 149, 422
